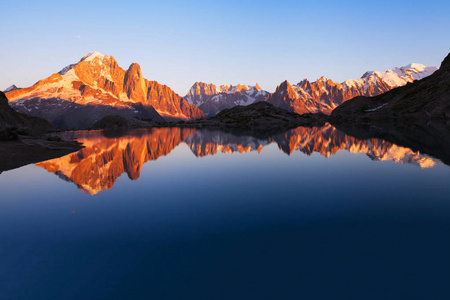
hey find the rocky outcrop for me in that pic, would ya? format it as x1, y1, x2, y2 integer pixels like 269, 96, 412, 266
0, 137, 82, 172
176, 102, 329, 132
266, 63, 438, 115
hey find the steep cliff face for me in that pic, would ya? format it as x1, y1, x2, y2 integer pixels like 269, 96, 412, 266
185, 82, 269, 116
266, 63, 438, 115
123, 63, 147, 104
6, 52, 204, 125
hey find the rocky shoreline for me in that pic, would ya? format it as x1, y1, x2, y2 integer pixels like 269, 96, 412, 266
0, 136, 83, 172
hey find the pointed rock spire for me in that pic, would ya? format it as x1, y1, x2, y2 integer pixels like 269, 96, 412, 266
124, 63, 147, 103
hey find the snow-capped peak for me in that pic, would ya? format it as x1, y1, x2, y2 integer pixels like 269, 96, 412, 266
401, 63, 427, 71
81, 51, 106, 62
358, 63, 439, 87
57, 52, 109, 75
360, 63, 438, 82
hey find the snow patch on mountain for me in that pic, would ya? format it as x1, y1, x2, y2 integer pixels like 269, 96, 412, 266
81, 51, 106, 62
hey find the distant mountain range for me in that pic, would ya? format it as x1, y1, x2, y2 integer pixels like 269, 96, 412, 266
265, 64, 437, 114
3, 51, 439, 128
185, 82, 269, 116
184, 64, 437, 116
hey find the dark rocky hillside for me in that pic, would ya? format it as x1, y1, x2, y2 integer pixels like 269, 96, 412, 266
0, 91, 52, 140
0, 91, 82, 171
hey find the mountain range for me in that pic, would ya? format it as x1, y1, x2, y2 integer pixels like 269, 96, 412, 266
265, 63, 437, 114
5, 52, 203, 129
3, 51, 439, 128
182, 63, 437, 116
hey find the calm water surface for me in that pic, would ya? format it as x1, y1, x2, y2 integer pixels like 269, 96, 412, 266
1, 125, 449, 299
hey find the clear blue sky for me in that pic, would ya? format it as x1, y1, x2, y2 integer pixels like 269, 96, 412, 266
1, 0, 449, 95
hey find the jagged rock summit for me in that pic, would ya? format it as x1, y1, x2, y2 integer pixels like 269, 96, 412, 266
6, 52, 204, 126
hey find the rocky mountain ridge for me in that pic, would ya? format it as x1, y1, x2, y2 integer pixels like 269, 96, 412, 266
266, 63, 438, 115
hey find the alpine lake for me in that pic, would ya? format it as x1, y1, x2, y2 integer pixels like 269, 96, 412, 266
1, 124, 449, 299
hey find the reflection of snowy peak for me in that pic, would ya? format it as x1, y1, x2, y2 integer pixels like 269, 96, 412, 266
185, 82, 269, 116
266, 63, 438, 115
6, 52, 204, 122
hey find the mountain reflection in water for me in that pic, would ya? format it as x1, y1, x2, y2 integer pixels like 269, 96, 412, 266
36, 124, 438, 195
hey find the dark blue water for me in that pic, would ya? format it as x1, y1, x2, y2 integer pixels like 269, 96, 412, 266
1, 126, 449, 299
